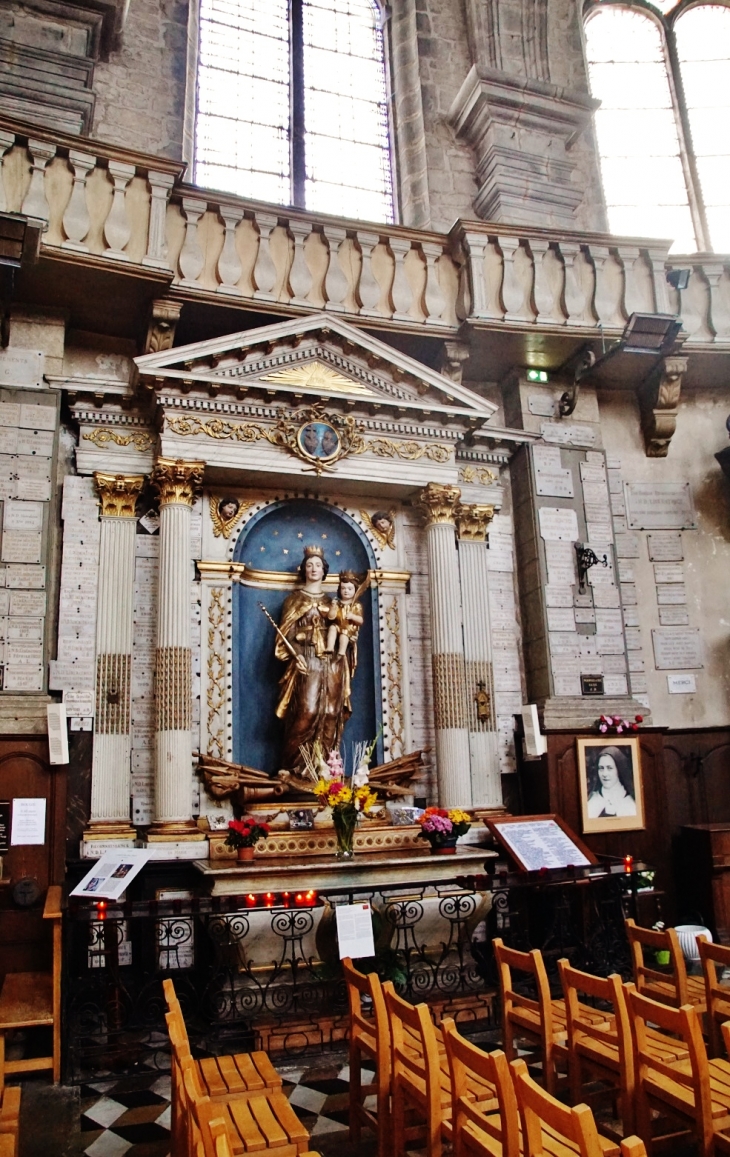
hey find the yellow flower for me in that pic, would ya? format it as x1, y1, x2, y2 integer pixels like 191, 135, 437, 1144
355, 786, 378, 814
448, 808, 471, 825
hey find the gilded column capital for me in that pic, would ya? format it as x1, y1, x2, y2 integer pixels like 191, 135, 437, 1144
94, 472, 146, 518
152, 457, 205, 506
455, 502, 495, 542
417, 482, 461, 526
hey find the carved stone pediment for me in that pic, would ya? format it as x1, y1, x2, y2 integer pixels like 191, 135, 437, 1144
134, 312, 498, 428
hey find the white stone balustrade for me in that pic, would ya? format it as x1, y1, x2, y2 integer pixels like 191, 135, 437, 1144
1, 115, 729, 348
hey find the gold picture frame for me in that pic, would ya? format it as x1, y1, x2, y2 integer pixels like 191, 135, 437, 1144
577, 735, 645, 834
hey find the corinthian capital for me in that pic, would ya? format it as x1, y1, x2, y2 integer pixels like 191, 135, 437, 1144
152, 458, 205, 506
455, 502, 495, 541
417, 482, 462, 526
94, 472, 146, 518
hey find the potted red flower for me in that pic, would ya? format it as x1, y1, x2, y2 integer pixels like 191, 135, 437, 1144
225, 817, 270, 861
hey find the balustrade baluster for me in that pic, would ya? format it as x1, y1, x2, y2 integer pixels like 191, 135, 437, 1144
622, 246, 655, 316
323, 226, 348, 311
703, 262, 730, 342
356, 231, 381, 315
389, 236, 413, 320
421, 241, 447, 326
592, 245, 626, 330
531, 240, 564, 324
499, 236, 536, 323
103, 161, 135, 260
288, 219, 313, 306
62, 150, 95, 251
143, 170, 175, 269
253, 212, 278, 300
561, 241, 596, 326
0, 131, 16, 214
681, 267, 714, 342
178, 196, 207, 285
645, 244, 672, 313
216, 206, 243, 293
22, 139, 56, 224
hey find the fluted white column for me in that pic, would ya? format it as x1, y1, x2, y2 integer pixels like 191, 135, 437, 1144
456, 504, 502, 808
87, 473, 145, 839
418, 483, 472, 808
149, 458, 206, 840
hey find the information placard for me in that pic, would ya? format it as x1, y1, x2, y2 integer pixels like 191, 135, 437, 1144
486, 814, 595, 872
336, 901, 375, 959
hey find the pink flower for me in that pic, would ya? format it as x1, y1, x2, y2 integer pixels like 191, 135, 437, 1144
599, 724, 607, 733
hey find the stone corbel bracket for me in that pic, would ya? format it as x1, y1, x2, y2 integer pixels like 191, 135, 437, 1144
636, 354, 688, 458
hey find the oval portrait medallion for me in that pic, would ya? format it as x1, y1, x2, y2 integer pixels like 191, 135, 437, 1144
296, 420, 341, 462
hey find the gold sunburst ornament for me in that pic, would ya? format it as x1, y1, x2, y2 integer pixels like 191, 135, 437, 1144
209, 494, 251, 539
259, 360, 376, 396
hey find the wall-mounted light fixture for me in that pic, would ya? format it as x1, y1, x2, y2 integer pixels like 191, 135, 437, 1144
575, 542, 608, 594
667, 268, 691, 291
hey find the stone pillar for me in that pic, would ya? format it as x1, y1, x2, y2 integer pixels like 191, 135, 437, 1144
86, 472, 146, 842
148, 457, 206, 842
417, 483, 472, 809
455, 502, 502, 809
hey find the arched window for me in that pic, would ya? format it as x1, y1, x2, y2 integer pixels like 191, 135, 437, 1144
194, 0, 394, 223
584, 1, 730, 253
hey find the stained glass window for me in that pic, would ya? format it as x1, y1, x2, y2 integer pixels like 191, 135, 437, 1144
195, 0, 394, 222
584, 2, 730, 253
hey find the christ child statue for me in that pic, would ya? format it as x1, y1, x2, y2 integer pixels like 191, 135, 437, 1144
326, 570, 364, 658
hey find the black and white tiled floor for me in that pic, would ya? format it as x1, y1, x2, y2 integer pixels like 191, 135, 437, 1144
73, 1048, 361, 1157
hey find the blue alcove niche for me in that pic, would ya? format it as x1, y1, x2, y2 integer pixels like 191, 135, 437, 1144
231, 499, 383, 775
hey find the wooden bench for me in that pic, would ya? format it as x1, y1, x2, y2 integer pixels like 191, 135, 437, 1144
0, 886, 61, 1094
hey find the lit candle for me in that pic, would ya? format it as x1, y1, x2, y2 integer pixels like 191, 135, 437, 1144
624, 854, 634, 873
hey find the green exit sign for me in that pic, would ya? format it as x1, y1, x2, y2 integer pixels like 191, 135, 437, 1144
526, 369, 549, 383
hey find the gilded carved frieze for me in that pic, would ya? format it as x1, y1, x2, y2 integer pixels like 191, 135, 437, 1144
384, 598, 405, 759
84, 429, 155, 452
206, 587, 227, 759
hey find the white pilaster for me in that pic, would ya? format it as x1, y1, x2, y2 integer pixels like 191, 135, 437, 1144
149, 458, 206, 841
86, 473, 145, 842
456, 504, 502, 808
418, 483, 472, 808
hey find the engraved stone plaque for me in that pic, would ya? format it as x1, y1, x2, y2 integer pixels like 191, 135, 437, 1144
614, 533, 640, 558
626, 482, 696, 530
547, 607, 576, 632
653, 563, 684, 584
657, 584, 687, 604
652, 628, 703, 670
536, 471, 575, 498
648, 532, 683, 561
659, 605, 690, 626
539, 506, 579, 541
541, 422, 597, 446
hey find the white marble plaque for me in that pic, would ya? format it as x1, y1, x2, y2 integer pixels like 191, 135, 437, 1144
628, 654, 645, 672
1, 531, 41, 564
652, 628, 702, 670
614, 533, 640, 558
549, 634, 580, 656
536, 470, 574, 498
598, 636, 625, 654
607, 469, 623, 495
547, 606, 576, 632
626, 482, 696, 530
659, 605, 690, 626
618, 561, 635, 583
528, 394, 557, 417
648, 532, 683, 562
0, 349, 44, 388
610, 494, 626, 516
548, 566, 576, 587
0, 592, 8, 618
583, 481, 609, 506
603, 674, 628, 695
668, 673, 696, 694
5, 667, 43, 690
5, 565, 45, 589
630, 675, 648, 694
654, 563, 684, 584
545, 585, 574, 607
20, 479, 51, 501
533, 445, 562, 472
554, 674, 582, 696
587, 523, 614, 544
603, 654, 628, 673
612, 516, 628, 534
545, 540, 573, 565
19, 456, 52, 479
541, 422, 597, 446
623, 607, 640, 627
574, 607, 596, 623
6, 641, 43, 666
539, 506, 579, 541
657, 584, 687, 604
551, 655, 581, 675
580, 464, 607, 484
0, 404, 20, 427
595, 608, 623, 634
8, 618, 43, 641
592, 585, 621, 608
19, 404, 55, 431
0, 428, 18, 454
9, 592, 45, 620
586, 451, 605, 465
620, 583, 638, 605
3, 501, 43, 532
17, 428, 54, 457
625, 627, 642, 650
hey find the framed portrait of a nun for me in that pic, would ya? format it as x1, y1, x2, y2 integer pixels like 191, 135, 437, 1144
577, 736, 645, 834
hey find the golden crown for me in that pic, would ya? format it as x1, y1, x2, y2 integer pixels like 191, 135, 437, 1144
303, 544, 325, 558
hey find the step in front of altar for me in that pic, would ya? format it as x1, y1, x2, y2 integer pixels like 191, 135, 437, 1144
208, 823, 424, 860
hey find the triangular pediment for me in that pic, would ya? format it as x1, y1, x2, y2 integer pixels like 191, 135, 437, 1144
135, 313, 497, 425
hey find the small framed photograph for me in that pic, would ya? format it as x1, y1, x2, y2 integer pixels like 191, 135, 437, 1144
577, 736, 645, 834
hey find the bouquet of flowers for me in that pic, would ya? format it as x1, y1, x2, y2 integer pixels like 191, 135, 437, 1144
313, 749, 377, 858
596, 713, 643, 735
225, 816, 270, 850
417, 807, 471, 851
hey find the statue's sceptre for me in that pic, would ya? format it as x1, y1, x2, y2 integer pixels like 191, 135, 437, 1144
258, 602, 308, 673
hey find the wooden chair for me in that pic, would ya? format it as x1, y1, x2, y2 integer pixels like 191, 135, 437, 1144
625, 919, 706, 1012
493, 937, 571, 1095
0, 1086, 20, 1157
163, 978, 282, 1099
442, 1018, 520, 1157
699, 938, 730, 1057
180, 1053, 310, 1157
510, 1057, 648, 1157
626, 987, 730, 1157
0, 885, 62, 1094
342, 956, 391, 1157
386, 983, 449, 1157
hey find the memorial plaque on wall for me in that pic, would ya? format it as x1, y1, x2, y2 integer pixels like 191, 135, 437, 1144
625, 482, 697, 530
648, 532, 684, 561
652, 628, 703, 670
539, 507, 579, 542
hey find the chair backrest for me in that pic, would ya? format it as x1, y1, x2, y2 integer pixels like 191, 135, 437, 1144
384, 982, 441, 1098
626, 987, 713, 1142
511, 1057, 606, 1157
698, 937, 730, 1057
442, 1018, 519, 1157
625, 919, 690, 1007
492, 938, 554, 1042
342, 956, 390, 1070
163, 976, 184, 1018
558, 960, 631, 1081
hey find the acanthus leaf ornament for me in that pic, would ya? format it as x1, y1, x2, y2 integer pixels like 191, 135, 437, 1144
151, 457, 205, 506
417, 482, 462, 526
93, 471, 146, 518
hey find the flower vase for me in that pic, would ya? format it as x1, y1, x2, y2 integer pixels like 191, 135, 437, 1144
430, 837, 458, 856
237, 846, 255, 861
333, 810, 357, 860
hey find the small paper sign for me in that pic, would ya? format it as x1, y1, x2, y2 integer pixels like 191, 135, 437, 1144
70, 849, 151, 900
11, 797, 46, 845
47, 703, 69, 764
336, 901, 375, 960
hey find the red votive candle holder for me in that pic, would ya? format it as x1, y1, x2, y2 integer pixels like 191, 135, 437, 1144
624, 854, 634, 873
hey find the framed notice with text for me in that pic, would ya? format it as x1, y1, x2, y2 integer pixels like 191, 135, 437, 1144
485, 814, 597, 872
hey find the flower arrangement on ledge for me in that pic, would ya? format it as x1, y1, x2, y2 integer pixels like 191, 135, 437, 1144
313, 749, 378, 859
596, 714, 644, 735
417, 807, 471, 855
225, 817, 270, 860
